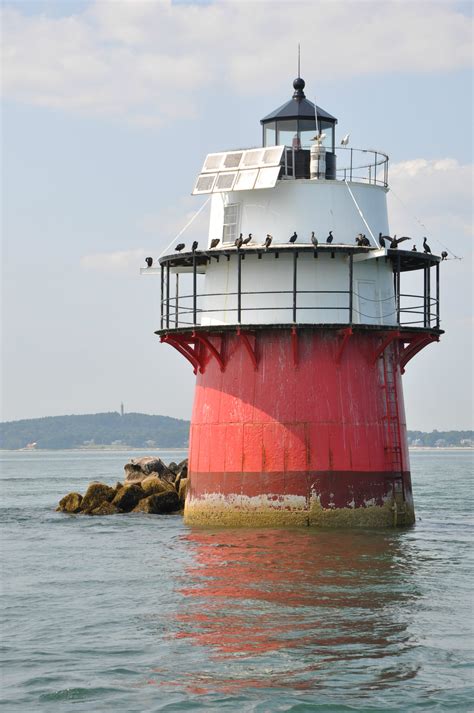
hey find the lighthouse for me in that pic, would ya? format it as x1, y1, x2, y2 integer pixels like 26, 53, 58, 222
144, 77, 443, 527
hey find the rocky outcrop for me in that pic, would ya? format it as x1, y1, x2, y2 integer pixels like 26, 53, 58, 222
132, 490, 180, 514
56, 457, 188, 517
57, 492, 83, 513
81, 483, 116, 512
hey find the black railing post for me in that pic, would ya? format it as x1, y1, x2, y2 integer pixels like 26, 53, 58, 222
192, 254, 197, 326
374, 152, 378, 184
426, 264, 431, 327
165, 262, 170, 329
160, 263, 164, 330
350, 148, 353, 182
349, 252, 353, 325
396, 253, 401, 326
237, 252, 242, 323
436, 262, 440, 329
175, 273, 179, 328
292, 250, 298, 323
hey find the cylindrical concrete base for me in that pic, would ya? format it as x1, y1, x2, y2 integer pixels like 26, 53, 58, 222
185, 329, 414, 527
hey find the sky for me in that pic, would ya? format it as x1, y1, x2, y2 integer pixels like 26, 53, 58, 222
1, 0, 473, 430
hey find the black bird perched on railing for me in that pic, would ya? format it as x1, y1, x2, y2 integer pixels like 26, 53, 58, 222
412, 245, 417, 251
441, 251, 448, 260
235, 235, 243, 249
390, 235, 410, 249
379, 233, 390, 248
326, 231, 333, 244
355, 234, 363, 246
423, 237, 431, 254
175, 243, 185, 252
311, 231, 318, 247
242, 233, 252, 245
145, 257, 153, 267
289, 231, 298, 243
210, 238, 220, 249
264, 234, 273, 249
191, 241, 198, 252
361, 234, 370, 246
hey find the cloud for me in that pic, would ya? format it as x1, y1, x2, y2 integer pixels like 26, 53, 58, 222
80, 248, 146, 272
2, 1, 472, 127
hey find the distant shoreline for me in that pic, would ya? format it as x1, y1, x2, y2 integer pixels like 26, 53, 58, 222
1, 446, 472, 453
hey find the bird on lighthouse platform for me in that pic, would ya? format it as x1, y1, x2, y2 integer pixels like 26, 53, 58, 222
423, 237, 432, 254
389, 235, 410, 249
326, 231, 334, 244
441, 251, 448, 260
340, 134, 350, 146
289, 231, 298, 243
311, 232, 318, 247
210, 238, 220, 249
235, 235, 243, 249
242, 234, 253, 244
378, 232, 388, 248
192, 241, 198, 252
264, 234, 273, 249
175, 243, 185, 252
145, 257, 153, 267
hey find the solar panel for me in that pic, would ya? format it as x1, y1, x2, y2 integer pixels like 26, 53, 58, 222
193, 146, 285, 194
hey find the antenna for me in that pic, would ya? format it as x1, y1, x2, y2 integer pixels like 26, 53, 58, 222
298, 43, 301, 77
314, 96, 319, 136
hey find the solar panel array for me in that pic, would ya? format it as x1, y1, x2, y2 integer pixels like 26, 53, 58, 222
193, 146, 285, 195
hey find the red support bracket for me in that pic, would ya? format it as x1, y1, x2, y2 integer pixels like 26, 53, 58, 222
336, 327, 353, 365
399, 334, 439, 374
192, 332, 226, 372
291, 326, 299, 366
160, 334, 203, 374
237, 328, 258, 371
372, 331, 401, 365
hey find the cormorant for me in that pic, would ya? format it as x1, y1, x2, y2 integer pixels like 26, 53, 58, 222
191, 241, 198, 252
423, 237, 431, 254
175, 243, 185, 252
289, 231, 298, 243
242, 234, 252, 244
361, 235, 370, 246
355, 234, 364, 246
145, 257, 153, 267
235, 235, 243, 249
311, 231, 318, 247
378, 232, 387, 248
326, 231, 333, 244
412, 245, 417, 251
390, 235, 410, 248
264, 234, 273, 249
441, 251, 448, 260
210, 238, 220, 249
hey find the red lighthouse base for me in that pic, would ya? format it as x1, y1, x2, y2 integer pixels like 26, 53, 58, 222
183, 328, 415, 528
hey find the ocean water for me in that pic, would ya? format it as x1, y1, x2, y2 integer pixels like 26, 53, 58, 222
0, 449, 473, 712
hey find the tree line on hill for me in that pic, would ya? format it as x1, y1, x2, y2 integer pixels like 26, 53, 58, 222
0, 412, 472, 450
0, 412, 189, 450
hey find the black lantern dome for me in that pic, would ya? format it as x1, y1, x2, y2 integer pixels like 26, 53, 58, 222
260, 77, 337, 152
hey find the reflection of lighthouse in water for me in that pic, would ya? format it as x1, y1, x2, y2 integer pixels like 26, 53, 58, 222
146, 76, 443, 527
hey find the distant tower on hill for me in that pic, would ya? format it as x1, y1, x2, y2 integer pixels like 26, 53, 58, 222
120, 402, 124, 417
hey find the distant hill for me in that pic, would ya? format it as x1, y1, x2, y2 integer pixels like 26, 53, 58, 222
0, 414, 472, 450
0, 412, 189, 450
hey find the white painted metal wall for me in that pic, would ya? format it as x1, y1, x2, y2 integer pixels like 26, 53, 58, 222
207, 179, 389, 248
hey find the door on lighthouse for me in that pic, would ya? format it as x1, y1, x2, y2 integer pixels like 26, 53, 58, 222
356, 280, 381, 325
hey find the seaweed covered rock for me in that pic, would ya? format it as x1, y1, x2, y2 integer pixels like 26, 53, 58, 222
57, 492, 83, 513
81, 483, 116, 512
112, 484, 144, 512
90, 501, 119, 516
124, 456, 175, 484
141, 475, 174, 496
132, 490, 180, 514
178, 477, 188, 506
174, 459, 188, 489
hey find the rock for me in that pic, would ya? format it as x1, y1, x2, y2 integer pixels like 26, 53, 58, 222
132, 490, 181, 514
174, 459, 188, 489
167, 461, 179, 474
112, 484, 144, 512
115, 481, 123, 491
124, 456, 174, 484
178, 478, 188, 506
90, 501, 119, 516
81, 483, 116, 512
141, 475, 174, 496
57, 492, 83, 513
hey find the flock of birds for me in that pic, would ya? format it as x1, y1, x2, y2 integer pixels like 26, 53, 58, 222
145, 233, 448, 268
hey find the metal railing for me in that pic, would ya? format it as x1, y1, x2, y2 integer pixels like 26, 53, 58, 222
280, 145, 389, 187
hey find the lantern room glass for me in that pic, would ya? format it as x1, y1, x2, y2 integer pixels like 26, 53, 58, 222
263, 119, 335, 151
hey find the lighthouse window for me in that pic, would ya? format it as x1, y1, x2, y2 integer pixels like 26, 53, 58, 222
277, 120, 298, 148
264, 122, 276, 146
222, 203, 240, 243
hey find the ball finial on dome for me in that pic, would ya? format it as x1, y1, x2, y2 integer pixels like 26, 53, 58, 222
292, 77, 306, 99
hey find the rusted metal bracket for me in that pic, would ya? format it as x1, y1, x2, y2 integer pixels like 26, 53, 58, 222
291, 326, 299, 366
372, 331, 401, 365
237, 328, 258, 371
399, 334, 439, 374
192, 332, 226, 372
336, 327, 353, 365
160, 334, 203, 374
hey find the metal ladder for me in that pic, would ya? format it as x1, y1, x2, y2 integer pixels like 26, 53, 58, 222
380, 348, 408, 526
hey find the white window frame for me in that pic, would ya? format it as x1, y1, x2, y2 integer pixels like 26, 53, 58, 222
222, 203, 241, 244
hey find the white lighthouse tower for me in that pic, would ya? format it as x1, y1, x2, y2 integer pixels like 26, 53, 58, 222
144, 77, 443, 527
